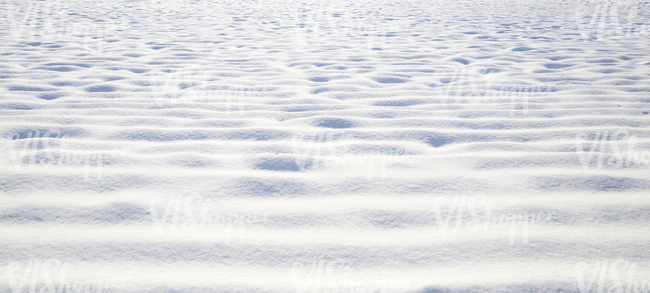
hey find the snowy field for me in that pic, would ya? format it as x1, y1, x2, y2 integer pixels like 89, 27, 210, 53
1, 0, 650, 292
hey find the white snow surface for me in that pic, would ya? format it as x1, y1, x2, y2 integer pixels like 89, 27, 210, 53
1, 0, 650, 292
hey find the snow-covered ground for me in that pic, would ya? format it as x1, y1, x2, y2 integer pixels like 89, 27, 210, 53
1, 0, 650, 292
